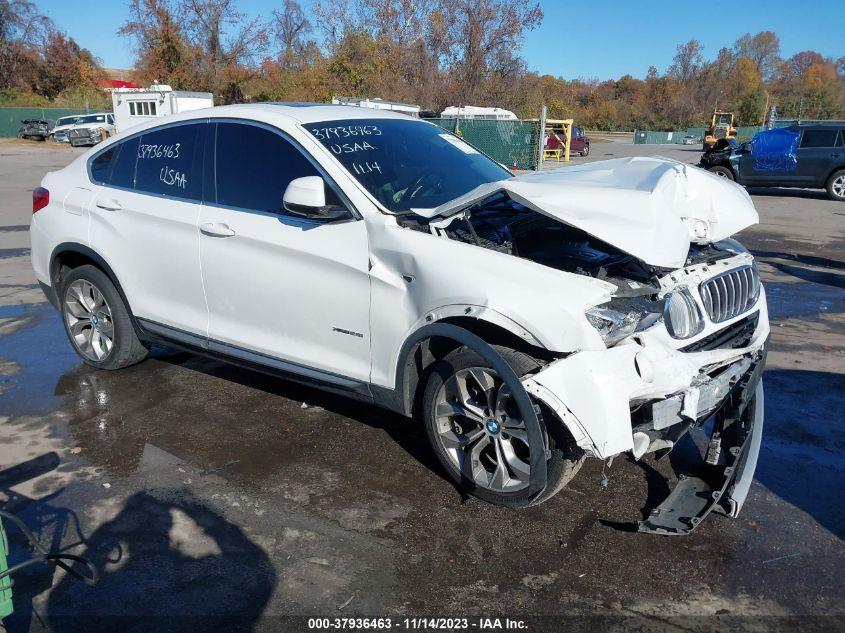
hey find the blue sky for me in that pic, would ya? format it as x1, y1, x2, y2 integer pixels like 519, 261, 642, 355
38, 0, 843, 79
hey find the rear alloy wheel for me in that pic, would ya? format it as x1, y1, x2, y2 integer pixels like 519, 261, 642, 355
708, 165, 735, 181
423, 346, 584, 507
826, 170, 845, 201
60, 265, 147, 370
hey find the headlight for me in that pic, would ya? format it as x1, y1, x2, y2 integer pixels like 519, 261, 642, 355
663, 289, 704, 339
89, 127, 102, 136
586, 300, 661, 347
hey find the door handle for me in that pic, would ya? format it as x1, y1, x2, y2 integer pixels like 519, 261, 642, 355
95, 198, 122, 211
200, 222, 236, 238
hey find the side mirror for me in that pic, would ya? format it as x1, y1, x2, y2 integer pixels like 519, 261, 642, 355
282, 176, 348, 221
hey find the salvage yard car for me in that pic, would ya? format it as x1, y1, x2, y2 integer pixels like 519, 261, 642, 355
17, 118, 54, 141
700, 123, 845, 201
49, 113, 115, 145
29, 105, 769, 534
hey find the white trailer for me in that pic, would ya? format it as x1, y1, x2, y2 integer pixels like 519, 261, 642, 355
331, 96, 421, 117
111, 84, 214, 133
440, 105, 518, 121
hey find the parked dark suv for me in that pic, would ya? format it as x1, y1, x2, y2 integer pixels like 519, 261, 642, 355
699, 124, 845, 201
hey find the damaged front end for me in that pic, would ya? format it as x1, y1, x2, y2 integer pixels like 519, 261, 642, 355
402, 158, 770, 534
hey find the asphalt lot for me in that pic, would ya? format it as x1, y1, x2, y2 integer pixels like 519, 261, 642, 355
0, 138, 843, 631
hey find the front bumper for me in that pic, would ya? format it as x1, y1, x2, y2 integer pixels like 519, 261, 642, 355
522, 295, 769, 533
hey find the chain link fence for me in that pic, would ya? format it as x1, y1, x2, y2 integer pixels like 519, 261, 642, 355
424, 117, 541, 170
0, 107, 93, 137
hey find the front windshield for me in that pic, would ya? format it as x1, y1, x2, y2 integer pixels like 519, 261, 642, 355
57, 117, 81, 126
305, 118, 511, 213
80, 115, 106, 124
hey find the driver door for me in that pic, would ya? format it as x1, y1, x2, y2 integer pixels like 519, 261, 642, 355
198, 121, 372, 383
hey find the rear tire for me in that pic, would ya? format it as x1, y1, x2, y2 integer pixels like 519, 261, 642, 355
423, 345, 584, 508
59, 265, 147, 370
826, 169, 845, 201
708, 165, 735, 181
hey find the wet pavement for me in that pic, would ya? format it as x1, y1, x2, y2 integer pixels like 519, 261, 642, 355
1, 141, 844, 631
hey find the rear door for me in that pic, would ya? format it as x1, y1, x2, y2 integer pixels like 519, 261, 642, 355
198, 120, 371, 382
795, 128, 840, 186
88, 121, 209, 335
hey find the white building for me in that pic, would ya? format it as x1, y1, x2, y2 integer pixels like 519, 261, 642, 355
111, 84, 214, 133
331, 96, 421, 117
440, 106, 518, 121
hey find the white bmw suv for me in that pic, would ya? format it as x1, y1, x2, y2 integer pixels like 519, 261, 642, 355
30, 104, 769, 533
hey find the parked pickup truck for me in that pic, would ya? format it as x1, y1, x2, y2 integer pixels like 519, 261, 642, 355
699, 123, 845, 201
50, 113, 115, 146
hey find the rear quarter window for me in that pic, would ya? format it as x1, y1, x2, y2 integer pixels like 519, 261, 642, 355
89, 136, 140, 189
800, 129, 838, 148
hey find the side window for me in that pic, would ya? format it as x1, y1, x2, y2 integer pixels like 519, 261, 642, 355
214, 122, 337, 214
135, 123, 205, 200
836, 131, 844, 147
90, 145, 118, 184
110, 136, 139, 189
107, 114, 114, 124
799, 129, 838, 148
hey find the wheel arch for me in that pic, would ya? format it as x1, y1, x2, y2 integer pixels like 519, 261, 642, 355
49, 243, 136, 322
393, 316, 555, 421
391, 321, 549, 499
825, 165, 845, 186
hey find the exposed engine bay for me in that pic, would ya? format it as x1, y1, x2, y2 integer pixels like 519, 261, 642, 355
402, 192, 740, 300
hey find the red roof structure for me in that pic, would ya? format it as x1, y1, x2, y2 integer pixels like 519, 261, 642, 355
99, 79, 143, 90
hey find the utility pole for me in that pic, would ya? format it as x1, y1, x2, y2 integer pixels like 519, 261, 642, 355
536, 104, 547, 172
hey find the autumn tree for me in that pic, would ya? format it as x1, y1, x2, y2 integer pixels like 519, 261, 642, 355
0, 0, 52, 89
34, 31, 101, 99
119, 0, 190, 87
733, 31, 781, 80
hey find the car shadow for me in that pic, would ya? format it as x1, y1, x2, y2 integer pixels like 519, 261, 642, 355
751, 250, 845, 272
745, 187, 831, 200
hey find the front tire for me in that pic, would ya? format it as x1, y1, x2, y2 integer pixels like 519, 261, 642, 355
423, 345, 584, 507
60, 265, 147, 370
580, 144, 589, 157
826, 169, 845, 201
708, 165, 735, 181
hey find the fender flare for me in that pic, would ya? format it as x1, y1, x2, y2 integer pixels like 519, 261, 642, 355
49, 242, 137, 323
394, 322, 548, 500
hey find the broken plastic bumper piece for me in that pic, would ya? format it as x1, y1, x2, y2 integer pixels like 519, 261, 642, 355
637, 352, 766, 535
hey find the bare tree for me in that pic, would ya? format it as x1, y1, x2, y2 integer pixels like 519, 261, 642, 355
668, 39, 705, 84
183, 0, 269, 91
445, 0, 542, 104
312, 0, 356, 51
272, 0, 312, 69
733, 31, 781, 81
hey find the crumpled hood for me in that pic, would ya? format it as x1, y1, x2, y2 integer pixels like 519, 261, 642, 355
420, 156, 759, 269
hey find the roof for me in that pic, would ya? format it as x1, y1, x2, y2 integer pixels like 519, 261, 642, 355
216, 103, 419, 124
99, 79, 143, 89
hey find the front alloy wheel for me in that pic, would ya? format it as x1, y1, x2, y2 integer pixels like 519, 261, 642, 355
433, 367, 532, 492
423, 345, 585, 507
64, 279, 115, 361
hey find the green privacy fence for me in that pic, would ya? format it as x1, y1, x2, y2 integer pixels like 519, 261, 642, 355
634, 125, 766, 145
0, 107, 93, 137
424, 118, 540, 170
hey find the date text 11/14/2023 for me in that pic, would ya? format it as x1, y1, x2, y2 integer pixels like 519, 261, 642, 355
307, 618, 528, 630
